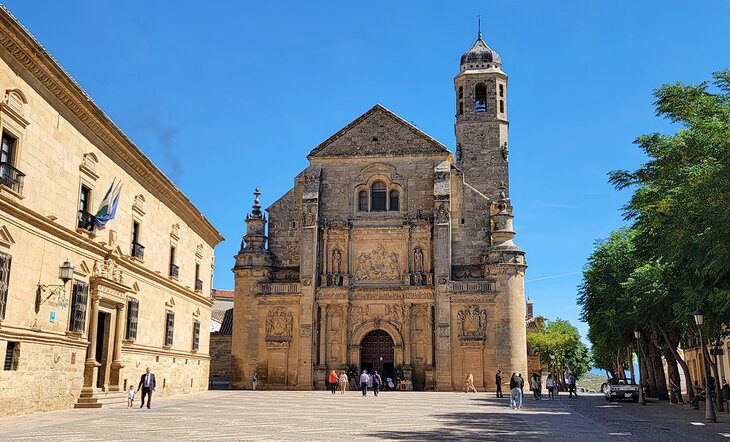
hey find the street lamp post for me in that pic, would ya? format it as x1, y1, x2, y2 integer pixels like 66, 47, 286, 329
693, 307, 717, 423
633, 327, 646, 405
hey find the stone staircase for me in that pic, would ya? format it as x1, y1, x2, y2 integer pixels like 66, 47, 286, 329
74, 390, 128, 409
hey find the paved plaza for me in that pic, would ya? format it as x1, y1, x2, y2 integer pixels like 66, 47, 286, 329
1, 391, 729, 441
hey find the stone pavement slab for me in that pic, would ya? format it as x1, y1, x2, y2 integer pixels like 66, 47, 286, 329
0, 391, 729, 441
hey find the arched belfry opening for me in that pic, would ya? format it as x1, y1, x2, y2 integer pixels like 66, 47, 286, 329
360, 330, 394, 379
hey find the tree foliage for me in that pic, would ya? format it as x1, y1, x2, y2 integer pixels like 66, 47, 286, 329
527, 318, 591, 381
580, 70, 730, 404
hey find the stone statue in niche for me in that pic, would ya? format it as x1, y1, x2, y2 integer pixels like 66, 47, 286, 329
108, 230, 117, 249
413, 247, 424, 273
332, 249, 342, 273
266, 307, 293, 339
457, 305, 488, 338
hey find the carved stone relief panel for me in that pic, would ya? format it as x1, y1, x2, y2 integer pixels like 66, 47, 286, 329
354, 243, 401, 282
266, 306, 293, 341
457, 305, 487, 338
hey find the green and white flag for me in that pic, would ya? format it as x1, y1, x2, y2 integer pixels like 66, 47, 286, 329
94, 179, 122, 229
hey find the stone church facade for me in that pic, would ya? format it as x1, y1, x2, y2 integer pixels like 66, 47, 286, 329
232, 33, 527, 391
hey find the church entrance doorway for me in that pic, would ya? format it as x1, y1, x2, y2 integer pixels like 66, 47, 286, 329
360, 330, 394, 382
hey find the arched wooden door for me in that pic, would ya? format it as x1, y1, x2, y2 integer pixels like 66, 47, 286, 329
360, 330, 394, 379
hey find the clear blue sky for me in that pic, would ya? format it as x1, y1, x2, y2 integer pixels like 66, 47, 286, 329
5, 1, 728, 341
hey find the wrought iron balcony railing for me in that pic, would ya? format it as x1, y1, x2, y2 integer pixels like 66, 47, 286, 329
169, 264, 179, 278
77, 210, 95, 231
131, 242, 145, 261
195, 279, 203, 292
0, 162, 25, 195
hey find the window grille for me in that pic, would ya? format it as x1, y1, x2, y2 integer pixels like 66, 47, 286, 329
0, 251, 11, 320
192, 320, 200, 351
165, 311, 175, 347
126, 297, 139, 340
69, 281, 88, 333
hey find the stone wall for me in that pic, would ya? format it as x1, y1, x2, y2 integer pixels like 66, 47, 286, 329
209, 335, 231, 378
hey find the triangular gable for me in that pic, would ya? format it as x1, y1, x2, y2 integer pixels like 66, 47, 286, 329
0, 225, 15, 248
308, 104, 452, 158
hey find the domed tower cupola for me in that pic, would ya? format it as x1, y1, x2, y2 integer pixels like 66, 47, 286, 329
460, 32, 502, 72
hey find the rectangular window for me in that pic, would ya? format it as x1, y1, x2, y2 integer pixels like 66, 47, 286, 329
165, 311, 175, 347
194, 263, 202, 291
77, 185, 94, 231
0, 131, 16, 165
3, 341, 18, 370
0, 131, 23, 194
0, 251, 11, 320
131, 221, 144, 260
69, 280, 89, 333
192, 320, 200, 352
169, 246, 178, 277
126, 297, 139, 340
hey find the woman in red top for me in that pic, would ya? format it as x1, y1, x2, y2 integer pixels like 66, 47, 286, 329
328, 370, 338, 394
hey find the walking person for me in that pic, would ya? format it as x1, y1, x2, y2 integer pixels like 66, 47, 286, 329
465, 371, 477, 393
510, 372, 523, 409
328, 370, 338, 395
546, 374, 555, 400
251, 372, 258, 391
137, 367, 156, 409
339, 371, 348, 394
360, 370, 370, 397
373, 371, 382, 396
496, 370, 504, 398
127, 384, 136, 408
568, 373, 577, 398
531, 373, 541, 400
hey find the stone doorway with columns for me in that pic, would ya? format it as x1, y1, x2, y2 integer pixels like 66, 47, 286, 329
81, 268, 128, 395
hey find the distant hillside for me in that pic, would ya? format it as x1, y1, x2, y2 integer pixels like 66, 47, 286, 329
578, 373, 608, 392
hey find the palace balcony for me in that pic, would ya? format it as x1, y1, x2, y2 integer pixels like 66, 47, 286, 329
0, 162, 24, 195
77, 210, 95, 232
131, 242, 145, 261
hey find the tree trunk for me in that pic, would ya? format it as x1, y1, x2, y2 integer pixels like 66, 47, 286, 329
652, 344, 669, 400
639, 339, 651, 396
659, 327, 693, 402
628, 347, 635, 382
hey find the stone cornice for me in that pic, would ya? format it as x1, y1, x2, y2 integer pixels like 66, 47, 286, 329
0, 7, 223, 247
0, 194, 215, 310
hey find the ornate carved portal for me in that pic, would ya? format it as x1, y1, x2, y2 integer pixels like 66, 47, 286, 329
360, 330, 394, 378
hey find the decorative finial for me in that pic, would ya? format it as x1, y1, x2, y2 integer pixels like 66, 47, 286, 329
251, 187, 262, 218
477, 13, 482, 39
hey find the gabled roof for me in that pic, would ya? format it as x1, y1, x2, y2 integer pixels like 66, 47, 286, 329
308, 104, 451, 158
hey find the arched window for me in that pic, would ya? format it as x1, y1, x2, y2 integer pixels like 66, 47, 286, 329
389, 190, 399, 211
500, 100, 504, 113
358, 190, 368, 211
499, 84, 504, 97
475, 84, 487, 112
371, 181, 386, 211
458, 86, 463, 99
458, 101, 464, 115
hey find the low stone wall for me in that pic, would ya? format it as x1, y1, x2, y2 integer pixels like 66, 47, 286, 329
0, 341, 86, 416
120, 351, 210, 398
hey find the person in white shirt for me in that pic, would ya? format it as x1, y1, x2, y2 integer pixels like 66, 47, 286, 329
360, 370, 370, 396
339, 371, 348, 394
127, 385, 135, 408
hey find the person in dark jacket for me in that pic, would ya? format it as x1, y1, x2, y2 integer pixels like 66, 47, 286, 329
137, 367, 156, 409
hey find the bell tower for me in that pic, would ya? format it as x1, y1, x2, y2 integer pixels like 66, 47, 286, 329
454, 31, 509, 200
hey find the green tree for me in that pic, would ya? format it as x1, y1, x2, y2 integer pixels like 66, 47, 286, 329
609, 70, 730, 407
527, 318, 591, 389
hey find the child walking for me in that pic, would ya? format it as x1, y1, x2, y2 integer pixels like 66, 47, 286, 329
127, 385, 135, 408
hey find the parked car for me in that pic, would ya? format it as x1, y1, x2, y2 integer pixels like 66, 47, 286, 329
603, 378, 640, 402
